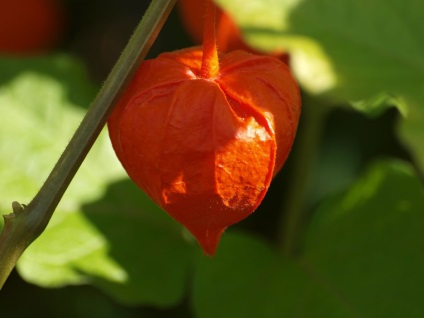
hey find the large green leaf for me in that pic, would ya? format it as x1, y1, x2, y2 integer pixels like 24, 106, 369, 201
303, 159, 424, 317
0, 54, 97, 108
215, 0, 424, 172
0, 55, 195, 306
81, 180, 197, 306
0, 55, 113, 208
216, 0, 424, 99
192, 232, 355, 318
192, 159, 424, 317
18, 180, 197, 306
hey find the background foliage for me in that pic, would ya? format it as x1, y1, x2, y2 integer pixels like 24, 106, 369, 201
1, 0, 423, 317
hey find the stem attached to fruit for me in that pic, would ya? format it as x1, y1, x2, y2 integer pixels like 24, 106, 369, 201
200, 0, 219, 79
0, 0, 177, 289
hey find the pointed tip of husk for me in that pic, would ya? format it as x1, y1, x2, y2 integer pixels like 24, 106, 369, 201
193, 227, 226, 256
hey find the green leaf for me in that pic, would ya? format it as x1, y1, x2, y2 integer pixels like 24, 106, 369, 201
0, 54, 97, 108
303, 159, 424, 317
0, 55, 195, 306
192, 232, 354, 318
216, 0, 424, 100
81, 180, 197, 306
0, 55, 116, 208
396, 94, 424, 173
192, 160, 424, 317
19, 180, 196, 306
216, 0, 424, 172
351, 93, 408, 119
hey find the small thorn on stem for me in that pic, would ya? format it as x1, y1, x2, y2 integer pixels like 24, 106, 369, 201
12, 201, 25, 215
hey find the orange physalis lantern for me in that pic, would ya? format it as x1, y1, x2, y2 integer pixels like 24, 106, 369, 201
0, 0, 65, 55
108, 0, 301, 255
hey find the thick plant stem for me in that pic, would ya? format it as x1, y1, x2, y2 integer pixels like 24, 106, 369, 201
0, 0, 177, 289
200, 0, 219, 79
279, 97, 329, 258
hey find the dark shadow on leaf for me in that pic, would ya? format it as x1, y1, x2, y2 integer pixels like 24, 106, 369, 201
80, 179, 196, 307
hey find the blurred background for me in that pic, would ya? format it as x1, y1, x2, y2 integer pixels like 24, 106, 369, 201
0, 0, 418, 317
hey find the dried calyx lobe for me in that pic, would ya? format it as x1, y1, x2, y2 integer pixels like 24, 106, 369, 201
108, 46, 300, 255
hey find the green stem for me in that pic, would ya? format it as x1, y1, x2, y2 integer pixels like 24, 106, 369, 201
278, 96, 329, 257
0, 0, 177, 289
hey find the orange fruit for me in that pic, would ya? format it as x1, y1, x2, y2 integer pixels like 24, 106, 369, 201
0, 0, 65, 55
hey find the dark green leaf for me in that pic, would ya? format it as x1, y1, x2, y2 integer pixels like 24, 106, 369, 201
303, 159, 424, 317
79, 180, 197, 306
192, 160, 424, 317
192, 232, 354, 318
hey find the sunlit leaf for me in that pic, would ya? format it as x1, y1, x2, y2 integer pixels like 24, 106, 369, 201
0, 55, 195, 306
18, 180, 197, 306
216, 0, 424, 99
